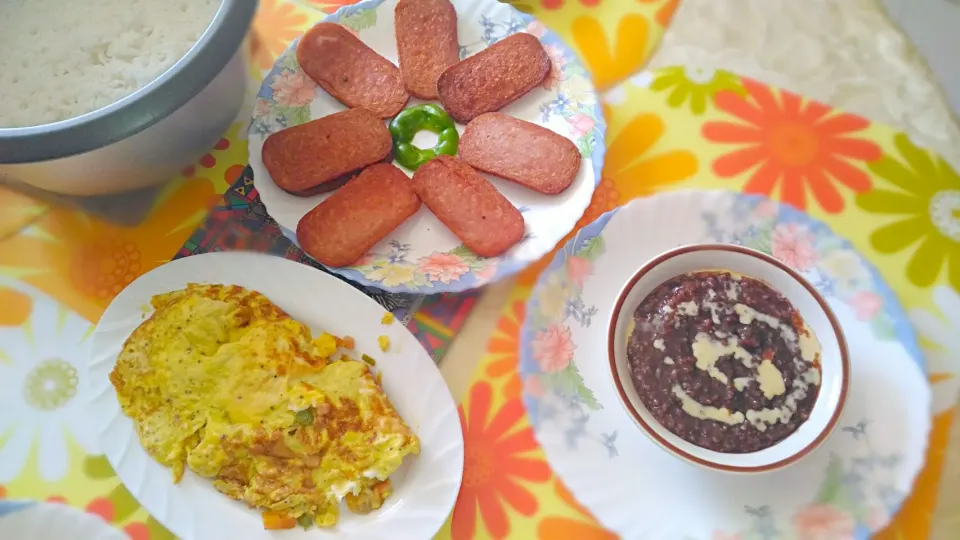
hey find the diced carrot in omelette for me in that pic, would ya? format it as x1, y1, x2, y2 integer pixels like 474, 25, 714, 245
109, 284, 420, 530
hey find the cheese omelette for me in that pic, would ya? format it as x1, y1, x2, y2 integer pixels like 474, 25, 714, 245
109, 284, 420, 529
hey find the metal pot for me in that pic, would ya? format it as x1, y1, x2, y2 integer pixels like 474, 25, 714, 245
0, 0, 258, 196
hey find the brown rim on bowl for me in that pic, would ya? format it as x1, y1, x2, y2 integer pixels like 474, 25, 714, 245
606, 243, 850, 473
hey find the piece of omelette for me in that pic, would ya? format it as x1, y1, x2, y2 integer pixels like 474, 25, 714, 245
109, 284, 420, 529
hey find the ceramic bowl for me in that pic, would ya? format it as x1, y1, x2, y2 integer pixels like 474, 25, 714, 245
607, 244, 850, 473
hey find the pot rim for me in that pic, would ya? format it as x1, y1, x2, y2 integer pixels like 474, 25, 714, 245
0, 0, 258, 164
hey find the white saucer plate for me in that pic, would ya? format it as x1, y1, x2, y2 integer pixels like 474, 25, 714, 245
85, 252, 464, 540
248, 0, 604, 294
519, 190, 930, 539
0, 501, 125, 540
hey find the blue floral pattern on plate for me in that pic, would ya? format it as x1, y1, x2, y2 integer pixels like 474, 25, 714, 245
520, 190, 931, 539
248, 0, 605, 294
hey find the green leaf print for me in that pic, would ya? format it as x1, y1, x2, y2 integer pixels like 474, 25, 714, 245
106, 484, 142, 523
280, 105, 312, 128
746, 227, 773, 255
548, 364, 600, 410
340, 9, 377, 33
279, 53, 300, 72
449, 245, 480, 262
814, 454, 859, 516
577, 236, 605, 261
815, 455, 845, 504
147, 516, 176, 540
83, 455, 116, 479
869, 311, 897, 341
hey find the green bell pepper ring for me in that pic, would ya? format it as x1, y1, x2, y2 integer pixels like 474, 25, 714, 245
389, 104, 460, 170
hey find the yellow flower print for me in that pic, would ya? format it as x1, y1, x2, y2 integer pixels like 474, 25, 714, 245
538, 274, 570, 322
0, 179, 219, 323
649, 66, 744, 115
366, 264, 416, 288
637, 0, 680, 27
251, 0, 312, 71
856, 133, 960, 289
0, 187, 48, 240
607, 113, 699, 202
572, 14, 649, 92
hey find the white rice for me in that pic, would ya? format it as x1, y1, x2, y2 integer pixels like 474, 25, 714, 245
0, 0, 221, 128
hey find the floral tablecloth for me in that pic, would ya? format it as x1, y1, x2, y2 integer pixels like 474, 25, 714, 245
0, 0, 675, 538
1, 0, 955, 538
454, 66, 960, 540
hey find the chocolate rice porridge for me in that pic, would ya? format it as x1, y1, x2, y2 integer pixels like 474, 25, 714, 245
625, 271, 822, 453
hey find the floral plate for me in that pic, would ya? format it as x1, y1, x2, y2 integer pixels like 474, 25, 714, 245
0, 500, 125, 540
85, 252, 464, 540
248, 0, 604, 294
519, 190, 931, 539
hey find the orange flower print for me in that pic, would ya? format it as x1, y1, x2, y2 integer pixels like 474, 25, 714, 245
703, 79, 881, 214
0, 179, 218, 322
572, 14, 650, 91
0, 287, 32, 326
485, 301, 526, 400
875, 409, 955, 540
792, 504, 855, 540
578, 177, 620, 228
638, 0, 680, 26
453, 381, 551, 539
537, 479, 614, 539
251, 0, 311, 70
304, 0, 358, 14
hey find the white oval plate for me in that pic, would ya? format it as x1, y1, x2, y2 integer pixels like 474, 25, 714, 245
0, 501, 125, 540
248, 0, 604, 294
85, 252, 464, 540
520, 190, 931, 539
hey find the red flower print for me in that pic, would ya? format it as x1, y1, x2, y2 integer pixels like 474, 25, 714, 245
85, 497, 115, 521
542, 45, 567, 90
419, 252, 470, 283
566, 256, 593, 288
124, 523, 150, 540
524, 375, 545, 398
850, 290, 883, 320
269, 69, 317, 107
533, 324, 575, 373
452, 382, 551, 539
770, 223, 818, 271
485, 301, 525, 400
702, 78, 881, 213
793, 504, 855, 540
